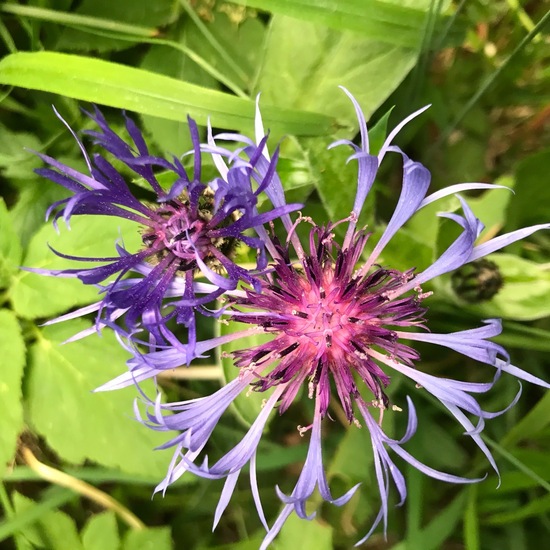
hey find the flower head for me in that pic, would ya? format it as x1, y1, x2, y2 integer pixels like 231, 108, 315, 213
103, 91, 550, 546
34, 107, 299, 351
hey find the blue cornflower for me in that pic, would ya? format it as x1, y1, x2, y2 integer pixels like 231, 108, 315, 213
105, 92, 549, 546
34, 107, 299, 352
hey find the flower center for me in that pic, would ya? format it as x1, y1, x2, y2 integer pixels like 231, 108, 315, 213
141, 190, 237, 274
285, 273, 366, 360
230, 225, 428, 420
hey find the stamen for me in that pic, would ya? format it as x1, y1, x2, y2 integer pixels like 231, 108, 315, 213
291, 310, 308, 319
280, 342, 299, 357
297, 424, 312, 437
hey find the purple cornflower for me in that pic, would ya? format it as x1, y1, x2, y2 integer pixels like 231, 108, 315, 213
34, 107, 298, 352
109, 91, 549, 546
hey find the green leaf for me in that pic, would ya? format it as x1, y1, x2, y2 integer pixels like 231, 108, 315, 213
0, 199, 22, 289
230, 0, 458, 48
122, 527, 173, 550
11, 492, 84, 550
492, 322, 550, 352
10, 214, 141, 320
506, 149, 550, 230
485, 493, 550, 525
413, 414, 468, 470
303, 137, 371, 226
501, 392, 550, 448
376, 225, 433, 273
0, 3, 158, 38
82, 512, 120, 550
328, 425, 373, 482
219, 320, 273, 427
464, 485, 480, 550
275, 512, 333, 550
56, 0, 176, 52
462, 254, 550, 321
8, 178, 67, 249
205, 536, 266, 550
185, 10, 266, 90
27, 320, 170, 477
467, 175, 515, 235
389, 491, 467, 550
256, 16, 417, 129
0, 123, 43, 179
368, 106, 395, 155
478, 448, 550, 496
138, 27, 217, 154
0, 309, 25, 477
0, 52, 334, 137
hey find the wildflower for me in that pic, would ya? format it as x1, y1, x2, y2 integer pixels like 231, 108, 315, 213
33, 107, 299, 352
119, 91, 549, 545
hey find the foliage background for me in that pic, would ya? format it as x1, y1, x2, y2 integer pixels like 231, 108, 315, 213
0, 1, 549, 549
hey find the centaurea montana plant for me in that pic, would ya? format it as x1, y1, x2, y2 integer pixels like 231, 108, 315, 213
34, 107, 298, 354
38, 90, 550, 547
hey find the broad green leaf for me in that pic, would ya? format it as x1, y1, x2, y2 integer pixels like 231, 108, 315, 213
275, 512, 333, 550
185, 9, 266, 90
220, 320, 273, 427
0, 123, 43, 179
56, 0, 176, 52
27, 320, 170, 477
413, 414, 468, 470
405, 194, 458, 259
0, 199, 22, 289
0, 309, 25, 477
376, 225, 433, 273
11, 492, 84, 550
8, 178, 67, 249
82, 512, 120, 550
501, 392, 550, 447
328, 425, 373, 482
368, 106, 395, 155
256, 16, 417, 129
506, 149, 550, 231
122, 527, 173, 550
0, 52, 334, 136
269, 156, 315, 207
467, 175, 515, 235
230, 0, 459, 48
10, 214, 141, 320
462, 254, 550, 320
138, 26, 217, 154
303, 137, 369, 227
